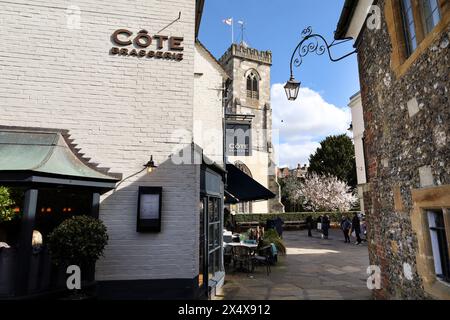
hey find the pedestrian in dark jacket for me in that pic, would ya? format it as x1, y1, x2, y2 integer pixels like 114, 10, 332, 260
274, 217, 284, 238
321, 215, 330, 239
306, 215, 313, 237
352, 213, 362, 244
340, 216, 352, 243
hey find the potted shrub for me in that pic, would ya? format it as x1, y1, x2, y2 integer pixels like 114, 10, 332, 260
261, 229, 286, 256
47, 215, 108, 299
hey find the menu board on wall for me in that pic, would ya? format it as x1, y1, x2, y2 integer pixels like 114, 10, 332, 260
137, 187, 162, 232
140, 194, 160, 220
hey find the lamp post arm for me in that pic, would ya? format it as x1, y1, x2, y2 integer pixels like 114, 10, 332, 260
289, 34, 324, 78
289, 26, 358, 79
289, 35, 307, 78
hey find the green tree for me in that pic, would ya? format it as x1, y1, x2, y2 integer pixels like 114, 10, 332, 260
0, 186, 15, 223
279, 176, 305, 212
308, 134, 357, 188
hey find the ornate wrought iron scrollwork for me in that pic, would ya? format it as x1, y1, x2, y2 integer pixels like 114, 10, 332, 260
289, 26, 357, 78
293, 27, 326, 68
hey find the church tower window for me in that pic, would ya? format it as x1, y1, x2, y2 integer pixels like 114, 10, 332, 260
246, 72, 259, 100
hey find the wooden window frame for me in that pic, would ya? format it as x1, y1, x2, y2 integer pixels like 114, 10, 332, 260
207, 197, 223, 280
385, 0, 449, 78
411, 185, 450, 299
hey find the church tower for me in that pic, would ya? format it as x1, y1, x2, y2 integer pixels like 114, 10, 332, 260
219, 44, 284, 213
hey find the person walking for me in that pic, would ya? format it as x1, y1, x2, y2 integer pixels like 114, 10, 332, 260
306, 215, 313, 237
340, 216, 352, 243
352, 212, 362, 245
321, 215, 330, 239
274, 216, 284, 238
316, 215, 322, 231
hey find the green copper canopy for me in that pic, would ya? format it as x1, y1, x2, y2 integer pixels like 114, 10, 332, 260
0, 129, 119, 183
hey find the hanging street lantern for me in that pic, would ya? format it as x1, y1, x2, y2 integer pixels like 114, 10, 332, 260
284, 77, 301, 101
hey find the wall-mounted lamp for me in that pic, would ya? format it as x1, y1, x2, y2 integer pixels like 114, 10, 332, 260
144, 155, 158, 174
115, 155, 159, 190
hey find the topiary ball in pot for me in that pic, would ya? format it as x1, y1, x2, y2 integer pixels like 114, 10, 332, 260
48, 216, 108, 266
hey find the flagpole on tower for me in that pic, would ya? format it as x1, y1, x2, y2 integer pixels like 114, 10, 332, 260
238, 20, 244, 45
231, 18, 234, 44
223, 18, 234, 44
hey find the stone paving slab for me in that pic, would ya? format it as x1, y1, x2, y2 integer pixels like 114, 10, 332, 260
214, 229, 372, 300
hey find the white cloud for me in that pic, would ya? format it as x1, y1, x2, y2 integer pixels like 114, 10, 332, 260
271, 84, 351, 168
275, 141, 321, 169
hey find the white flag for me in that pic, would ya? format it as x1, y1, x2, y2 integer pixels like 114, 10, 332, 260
223, 18, 233, 26
237, 20, 244, 25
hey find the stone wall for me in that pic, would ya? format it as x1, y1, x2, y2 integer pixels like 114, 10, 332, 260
220, 44, 284, 213
357, 0, 449, 299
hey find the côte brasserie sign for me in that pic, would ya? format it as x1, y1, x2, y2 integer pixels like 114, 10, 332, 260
110, 29, 184, 61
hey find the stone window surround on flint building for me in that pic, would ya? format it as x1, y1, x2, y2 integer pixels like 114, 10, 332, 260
411, 185, 450, 299
385, 0, 449, 77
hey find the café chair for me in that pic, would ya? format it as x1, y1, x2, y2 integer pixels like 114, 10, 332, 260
251, 245, 272, 276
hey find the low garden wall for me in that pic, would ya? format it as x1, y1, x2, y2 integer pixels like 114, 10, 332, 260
235, 212, 358, 223
234, 212, 359, 231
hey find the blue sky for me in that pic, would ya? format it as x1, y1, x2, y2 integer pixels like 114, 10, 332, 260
199, 0, 361, 168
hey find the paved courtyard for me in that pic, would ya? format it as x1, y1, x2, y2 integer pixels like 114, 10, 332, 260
215, 229, 372, 300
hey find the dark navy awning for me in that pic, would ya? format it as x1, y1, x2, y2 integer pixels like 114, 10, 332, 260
225, 164, 275, 203
224, 190, 239, 204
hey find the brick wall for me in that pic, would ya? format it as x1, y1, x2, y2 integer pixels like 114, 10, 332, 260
193, 43, 225, 165
0, 0, 199, 281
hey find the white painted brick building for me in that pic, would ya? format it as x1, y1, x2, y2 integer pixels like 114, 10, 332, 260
0, 0, 227, 299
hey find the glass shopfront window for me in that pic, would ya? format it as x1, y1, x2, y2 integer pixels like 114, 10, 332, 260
198, 199, 205, 289
208, 197, 222, 280
200, 166, 225, 296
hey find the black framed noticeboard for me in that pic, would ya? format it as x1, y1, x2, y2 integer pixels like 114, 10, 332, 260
137, 187, 162, 232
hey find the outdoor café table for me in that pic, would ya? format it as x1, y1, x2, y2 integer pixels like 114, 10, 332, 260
224, 242, 258, 251
225, 242, 258, 273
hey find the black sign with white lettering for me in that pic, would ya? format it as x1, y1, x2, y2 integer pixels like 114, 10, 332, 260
226, 123, 252, 157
